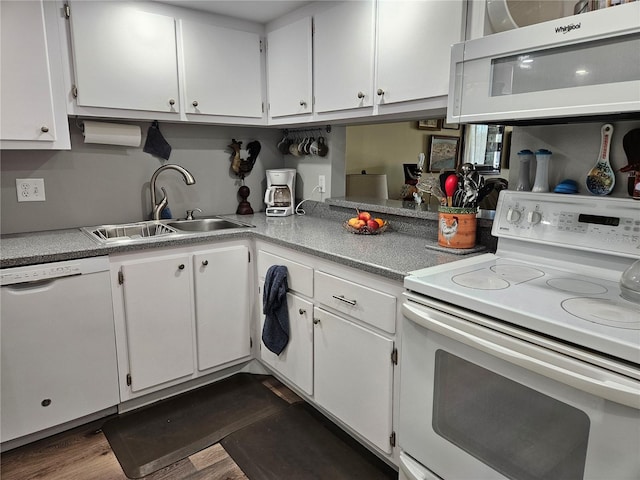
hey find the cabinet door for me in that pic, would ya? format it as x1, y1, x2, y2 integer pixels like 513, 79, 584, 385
194, 245, 250, 371
313, 307, 394, 453
68, 1, 180, 112
181, 20, 263, 118
313, 1, 375, 113
377, 0, 465, 104
121, 255, 194, 392
260, 289, 314, 395
266, 17, 313, 118
0, 1, 57, 143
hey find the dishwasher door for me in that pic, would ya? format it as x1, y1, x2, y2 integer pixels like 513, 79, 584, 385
1, 257, 119, 443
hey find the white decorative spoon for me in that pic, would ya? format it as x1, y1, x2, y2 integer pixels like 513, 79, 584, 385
586, 124, 615, 195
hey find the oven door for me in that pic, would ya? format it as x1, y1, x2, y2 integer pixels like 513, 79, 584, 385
399, 296, 640, 480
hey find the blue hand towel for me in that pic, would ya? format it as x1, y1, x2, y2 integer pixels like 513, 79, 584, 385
261, 265, 289, 355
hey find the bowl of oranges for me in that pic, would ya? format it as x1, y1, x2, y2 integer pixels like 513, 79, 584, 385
343, 210, 388, 235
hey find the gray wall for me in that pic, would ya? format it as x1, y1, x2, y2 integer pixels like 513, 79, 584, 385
1, 121, 285, 234
509, 120, 640, 197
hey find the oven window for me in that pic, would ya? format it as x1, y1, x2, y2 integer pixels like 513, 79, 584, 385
432, 350, 590, 480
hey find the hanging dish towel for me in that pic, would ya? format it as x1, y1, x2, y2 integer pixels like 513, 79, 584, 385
143, 120, 172, 160
261, 265, 289, 355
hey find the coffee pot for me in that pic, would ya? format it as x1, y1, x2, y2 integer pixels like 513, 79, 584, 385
264, 169, 296, 216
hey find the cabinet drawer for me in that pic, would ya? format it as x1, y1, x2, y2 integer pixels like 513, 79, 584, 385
314, 271, 396, 334
257, 250, 313, 298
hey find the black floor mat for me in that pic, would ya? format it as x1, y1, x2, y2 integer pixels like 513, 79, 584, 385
102, 374, 288, 478
221, 402, 397, 480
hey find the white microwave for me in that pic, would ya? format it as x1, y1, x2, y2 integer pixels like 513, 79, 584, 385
447, 2, 640, 124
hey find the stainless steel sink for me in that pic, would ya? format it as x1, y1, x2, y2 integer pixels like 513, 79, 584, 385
81, 221, 181, 244
81, 217, 253, 244
167, 217, 254, 232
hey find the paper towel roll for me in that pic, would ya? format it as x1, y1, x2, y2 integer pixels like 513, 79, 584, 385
82, 121, 141, 147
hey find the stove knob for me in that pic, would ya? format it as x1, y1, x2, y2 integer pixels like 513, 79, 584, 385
506, 207, 522, 224
527, 210, 542, 225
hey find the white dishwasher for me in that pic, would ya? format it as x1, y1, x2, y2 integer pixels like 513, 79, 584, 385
1, 256, 119, 445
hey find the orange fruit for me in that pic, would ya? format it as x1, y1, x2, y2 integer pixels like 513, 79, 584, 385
375, 218, 384, 228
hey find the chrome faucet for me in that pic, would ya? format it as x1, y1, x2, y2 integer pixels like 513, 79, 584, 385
150, 164, 196, 220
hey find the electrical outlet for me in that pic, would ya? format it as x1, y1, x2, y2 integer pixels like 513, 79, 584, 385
318, 175, 326, 193
16, 178, 46, 202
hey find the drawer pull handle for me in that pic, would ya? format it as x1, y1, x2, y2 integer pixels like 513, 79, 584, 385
299, 308, 306, 315
178, 264, 185, 270
313, 318, 321, 325
41, 398, 51, 407
332, 294, 357, 306
202, 260, 209, 266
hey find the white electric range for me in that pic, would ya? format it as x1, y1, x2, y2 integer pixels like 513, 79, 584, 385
399, 191, 640, 480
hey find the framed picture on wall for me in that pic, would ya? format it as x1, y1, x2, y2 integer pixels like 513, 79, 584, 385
426, 135, 460, 172
417, 119, 441, 130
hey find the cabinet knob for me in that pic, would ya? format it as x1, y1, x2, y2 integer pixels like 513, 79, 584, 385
40, 125, 49, 133
192, 100, 199, 107
299, 308, 306, 315
377, 88, 385, 96
299, 100, 307, 107
169, 98, 176, 106
313, 318, 321, 325
178, 264, 185, 270
357, 92, 365, 99
41, 398, 52, 407
202, 260, 209, 266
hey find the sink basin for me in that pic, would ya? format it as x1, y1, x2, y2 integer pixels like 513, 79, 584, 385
81, 221, 181, 244
167, 217, 254, 232
82, 217, 253, 244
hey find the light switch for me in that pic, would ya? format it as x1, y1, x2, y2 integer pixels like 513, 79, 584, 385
16, 178, 46, 202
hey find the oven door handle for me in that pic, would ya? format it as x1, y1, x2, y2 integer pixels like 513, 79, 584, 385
403, 302, 640, 409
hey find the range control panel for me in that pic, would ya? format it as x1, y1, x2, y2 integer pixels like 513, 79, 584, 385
493, 191, 640, 257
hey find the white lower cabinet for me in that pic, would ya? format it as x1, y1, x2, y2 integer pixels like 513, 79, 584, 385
111, 241, 251, 400
259, 289, 314, 395
194, 247, 251, 371
255, 242, 399, 459
120, 253, 195, 393
313, 306, 395, 454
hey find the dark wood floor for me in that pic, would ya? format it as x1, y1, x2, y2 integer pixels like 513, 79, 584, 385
1, 377, 302, 480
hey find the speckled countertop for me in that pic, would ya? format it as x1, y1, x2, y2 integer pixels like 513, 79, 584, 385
1, 201, 492, 282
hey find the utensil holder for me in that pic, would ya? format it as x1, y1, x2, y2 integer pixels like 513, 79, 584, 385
438, 206, 477, 249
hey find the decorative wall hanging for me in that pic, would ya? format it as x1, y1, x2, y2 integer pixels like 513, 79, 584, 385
229, 139, 261, 215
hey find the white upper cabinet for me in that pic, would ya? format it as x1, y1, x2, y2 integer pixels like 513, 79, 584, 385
68, 1, 180, 113
0, 0, 70, 149
313, 1, 375, 113
266, 16, 313, 118
181, 20, 263, 118
376, 0, 466, 105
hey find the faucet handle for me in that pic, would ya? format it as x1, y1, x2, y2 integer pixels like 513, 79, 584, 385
152, 187, 168, 220
185, 208, 202, 220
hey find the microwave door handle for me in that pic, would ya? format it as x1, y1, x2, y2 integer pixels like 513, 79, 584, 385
403, 303, 640, 409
